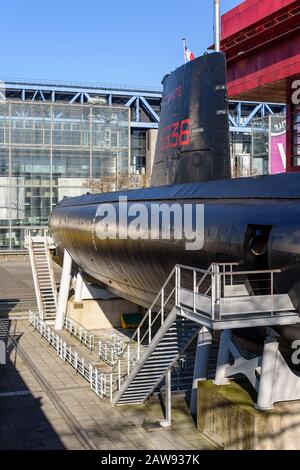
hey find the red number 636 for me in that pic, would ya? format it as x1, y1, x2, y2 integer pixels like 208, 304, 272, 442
160, 118, 190, 150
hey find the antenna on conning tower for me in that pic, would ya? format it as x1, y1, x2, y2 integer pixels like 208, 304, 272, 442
214, 0, 221, 52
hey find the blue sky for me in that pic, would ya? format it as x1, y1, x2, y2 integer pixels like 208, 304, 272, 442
1, 0, 241, 87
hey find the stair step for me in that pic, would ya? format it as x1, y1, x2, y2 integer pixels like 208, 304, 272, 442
134, 370, 165, 377
144, 363, 175, 369
137, 372, 168, 378
122, 392, 149, 398
118, 399, 144, 404
147, 355, 177, 362
152, 346, 179, 351
128, 383, 158, 389
130, 384, 160, 390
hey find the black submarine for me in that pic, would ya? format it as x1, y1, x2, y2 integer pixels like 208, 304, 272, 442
49, 52, 300, 359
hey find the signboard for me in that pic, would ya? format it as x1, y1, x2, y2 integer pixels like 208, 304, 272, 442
269, 116, 286, 174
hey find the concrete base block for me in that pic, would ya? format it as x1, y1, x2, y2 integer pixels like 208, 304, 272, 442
197, 380, 300, 450
67, 297, 139, 329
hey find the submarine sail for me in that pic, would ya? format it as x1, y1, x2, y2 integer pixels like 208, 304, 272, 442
151, 52, 231, 186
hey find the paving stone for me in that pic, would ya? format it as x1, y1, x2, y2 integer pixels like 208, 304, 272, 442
0, 316, 213, 450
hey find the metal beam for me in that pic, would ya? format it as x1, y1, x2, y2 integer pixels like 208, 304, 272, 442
130, 122, 159, 129
230, 126, 252, 133
3, 82, 162, 98
125, 96, 136, 107
135, 97, 140, 122
70, 92, 80, 104
139, 96, 160, 123
0, 76, 286, 136
265, 104, 274, 115
243, 104, 263, 127
228, 114, 238, 127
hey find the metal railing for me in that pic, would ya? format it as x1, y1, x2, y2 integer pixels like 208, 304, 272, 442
27, 231, 44, 319
44, 230, 58, 308
111, 262, 290, 395
99, 332, 125, 366
111, 266, 179, 390
29, 311, 115, 400
62, 314, 98, 350
0, 76, 163, 93
30, 261, 293, 402
62, 314, 126, 363
176, 263, 285, 320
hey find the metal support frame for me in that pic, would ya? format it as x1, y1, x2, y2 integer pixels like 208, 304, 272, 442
214, 329, 232, 385
213, 328, 300, 410
74, 269, 84, 303
190, 327, 212, 415
0, 77, 285, 134
0, 78, 162, 131
55, 249, 72, 330
160, 368, 172, 428
0, 339, 6, 364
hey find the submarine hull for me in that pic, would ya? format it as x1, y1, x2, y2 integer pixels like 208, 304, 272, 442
50, 173, 300, 310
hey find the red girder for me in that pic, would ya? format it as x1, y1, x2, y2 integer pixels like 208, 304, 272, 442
221, 3, 300, 62
221, 0, 300, 174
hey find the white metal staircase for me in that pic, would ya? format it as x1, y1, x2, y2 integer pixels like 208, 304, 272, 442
26, 231, 57, 321
111, 262, 299, 406
28, 260, 300, 411
114, 311, 200, 404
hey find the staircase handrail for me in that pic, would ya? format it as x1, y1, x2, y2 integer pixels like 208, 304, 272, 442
112, 265, 180, 377
112, 263, 215, 386
27, 231, 44, 318
44, 229, 58, 307
111, 262, 286, 394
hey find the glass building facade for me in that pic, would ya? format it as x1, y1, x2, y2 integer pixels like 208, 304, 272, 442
0, 101, 129, 249
251, 115, 286, 175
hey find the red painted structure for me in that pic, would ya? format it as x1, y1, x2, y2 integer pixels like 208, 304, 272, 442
221, 0, 300, 171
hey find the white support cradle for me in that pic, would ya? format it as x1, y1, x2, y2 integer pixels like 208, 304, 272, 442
214, 328, 300, 410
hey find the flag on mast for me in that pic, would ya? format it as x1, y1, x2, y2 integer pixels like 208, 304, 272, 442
182, 38, 195, 63
185, 46, 195, 62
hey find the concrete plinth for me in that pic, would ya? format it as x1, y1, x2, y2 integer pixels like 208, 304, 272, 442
197, 380, 300, 450
67, 297, 139, 329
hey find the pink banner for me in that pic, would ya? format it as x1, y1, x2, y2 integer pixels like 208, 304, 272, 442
270, 117, 286, 175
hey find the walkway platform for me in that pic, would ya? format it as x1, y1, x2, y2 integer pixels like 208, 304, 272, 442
0, 318, 214, 450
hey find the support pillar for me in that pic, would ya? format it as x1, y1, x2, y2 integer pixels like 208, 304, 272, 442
255, 330, 279, 411
55, 249, 72, 330
74, 269, 84, 303
190, 327, 212, 415
214, 329, 232, 385
211, 263, 221, 320
0, 339, 6, 364
160, 368, 172, 428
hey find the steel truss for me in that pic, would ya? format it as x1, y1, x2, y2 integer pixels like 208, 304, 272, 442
0, 77, 285, 133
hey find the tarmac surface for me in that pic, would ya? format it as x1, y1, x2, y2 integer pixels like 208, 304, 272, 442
0, 258, 215, 450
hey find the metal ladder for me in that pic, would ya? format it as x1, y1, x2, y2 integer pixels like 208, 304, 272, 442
27, 231, 57, 321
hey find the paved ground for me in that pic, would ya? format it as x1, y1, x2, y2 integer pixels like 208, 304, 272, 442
0, 318, 215, 450
0, 259, 61, 316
